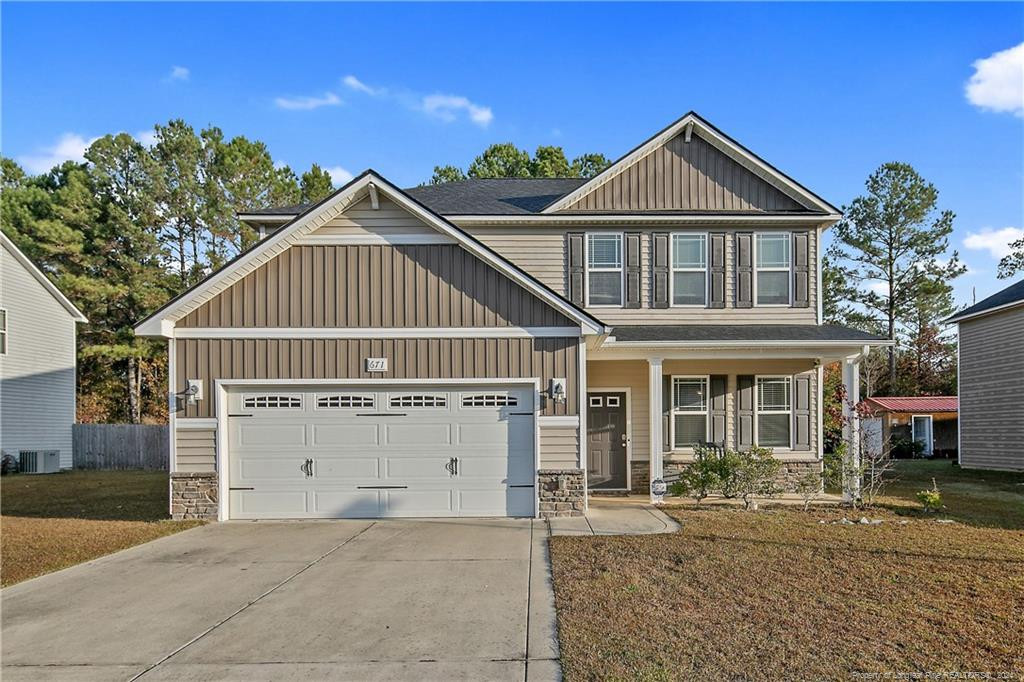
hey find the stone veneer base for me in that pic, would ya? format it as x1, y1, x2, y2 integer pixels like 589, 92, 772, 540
538, 468, 585, 518
170, 472, 219, 520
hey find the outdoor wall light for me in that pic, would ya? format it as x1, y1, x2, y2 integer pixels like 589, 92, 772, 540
550, 378, 567, 404
184, 379, 203, 405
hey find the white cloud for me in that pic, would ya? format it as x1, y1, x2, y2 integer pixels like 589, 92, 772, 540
323, 166, 354, 186
965, 42, 1024, 117
343, 75, 383, 96
421, 94, 493, 128
274, 92, 342, 111
134, 129, 158, 147
963, 227, 1024, 259
168, 65, 190, 82
17, 133, 98, 174
868, 281, 890, 297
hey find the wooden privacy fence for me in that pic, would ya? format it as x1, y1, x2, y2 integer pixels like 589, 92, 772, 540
73, 424, 169, 470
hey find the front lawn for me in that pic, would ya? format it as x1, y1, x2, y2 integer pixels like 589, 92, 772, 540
1, 471, 203, 586
550, 461, 1024, 680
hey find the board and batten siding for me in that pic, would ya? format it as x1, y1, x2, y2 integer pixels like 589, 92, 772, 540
958, 306, 1024, 471
561, 133, 805, 213
0, 241, 78, 468
179, 243, 574, 329
467, 227, 819, 325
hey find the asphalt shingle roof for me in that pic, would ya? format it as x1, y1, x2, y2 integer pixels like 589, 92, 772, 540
609, 324, 885, 343
947, 278, 1024, 323
405, 178, 588, 215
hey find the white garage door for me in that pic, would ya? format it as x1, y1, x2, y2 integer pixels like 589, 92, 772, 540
227, 384, 536, 519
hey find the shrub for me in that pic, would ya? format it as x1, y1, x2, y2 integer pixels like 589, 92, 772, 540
916, 478, 943, 513
714, 449, 745, 499
794, 469, 823, 511
668, 445, 721, 506
733, 447, 783, 510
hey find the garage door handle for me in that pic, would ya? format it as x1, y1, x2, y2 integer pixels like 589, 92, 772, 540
300, 459, 313, 477
445, 458, 456, 476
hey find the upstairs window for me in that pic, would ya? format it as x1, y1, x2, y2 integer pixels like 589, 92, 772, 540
586, 234, 623, 306
671, 234, 707, 306
755, 233, 791, 305
671, 376, 709, 449
756, 377, 791, 448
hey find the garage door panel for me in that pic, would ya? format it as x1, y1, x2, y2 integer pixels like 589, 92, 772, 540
236, 423, 307, 447
311, 423, 379, 447
312, 490, 381, 517
237, 458, 307, 481
459, 488, 533, 516
384, 489, 455, 516
312, 457, 380, 480
233, 490, 308, 517
458, 453, 534, 484
384, 423, 451, 446
384, 455, 451, 480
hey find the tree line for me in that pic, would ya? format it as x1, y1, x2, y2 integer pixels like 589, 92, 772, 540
5, 120, 1019, 424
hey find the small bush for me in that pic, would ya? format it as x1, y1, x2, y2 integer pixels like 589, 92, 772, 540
794, 469, 823, 511
668, 445, 720, 506
733, 447, 782, 510
916, 478, 943, 512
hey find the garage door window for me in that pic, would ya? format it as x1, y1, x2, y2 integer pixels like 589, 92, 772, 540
389, 394, 448, 408
316, 394, 375, 409
462, 394, 518, 408
243, 395, 302, 409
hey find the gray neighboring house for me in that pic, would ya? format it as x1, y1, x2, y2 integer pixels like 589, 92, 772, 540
0, 231, 88, 472
135, 111, 889, 521
947, 279, 1024, 472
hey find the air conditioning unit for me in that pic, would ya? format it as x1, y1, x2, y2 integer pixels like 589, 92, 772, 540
19, 450, 61, 474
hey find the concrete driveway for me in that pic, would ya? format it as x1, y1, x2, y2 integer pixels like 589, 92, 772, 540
1, 519, 560, 681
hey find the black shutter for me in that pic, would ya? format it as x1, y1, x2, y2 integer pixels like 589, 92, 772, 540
709, 233, 726, 308
735, 233, 753, 308
709, 375, 728, 446
792, 373, 812, 450
567, 232, 585, 306
792, 231, 810, 308
624, 232, 642, 308
663, 374, 672, 452
736, 375, 755, 450
652, 232, 669, 308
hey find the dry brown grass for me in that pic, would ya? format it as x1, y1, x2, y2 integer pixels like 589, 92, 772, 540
550, 506, 1024, 681
1, 471, 203, 586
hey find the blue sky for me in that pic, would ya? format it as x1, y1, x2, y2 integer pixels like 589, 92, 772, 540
3, 2, 1022, 306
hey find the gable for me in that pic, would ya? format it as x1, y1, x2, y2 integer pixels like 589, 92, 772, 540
0, 234, 87, 322
178, 241, 575, 328
561, 131, 805, 213
307, 195, 451, 242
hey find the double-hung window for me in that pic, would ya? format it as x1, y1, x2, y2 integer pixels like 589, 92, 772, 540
756, 376, 791, 448
586, 234, 623, 306
671, 234, 707, 306
755, 233, 790, 305
0, 309, 7, 355
671, 376, 708, 449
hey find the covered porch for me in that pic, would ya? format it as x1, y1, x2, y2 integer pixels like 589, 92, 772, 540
582, 325, 887, 502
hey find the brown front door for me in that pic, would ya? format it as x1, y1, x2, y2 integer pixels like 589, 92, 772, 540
587, 392, 627, 490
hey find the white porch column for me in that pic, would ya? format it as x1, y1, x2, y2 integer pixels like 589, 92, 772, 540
648, 357, 664, 503
842, 354, 862, 503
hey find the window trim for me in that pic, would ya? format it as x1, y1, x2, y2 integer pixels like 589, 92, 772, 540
669, 374, 711, 451
0, 308, 7, 355
754, 232, 792, 307
911, 414, 934, 456
585, 232, 625, 308
754, 375, 793, 450
669, 232, 709, 308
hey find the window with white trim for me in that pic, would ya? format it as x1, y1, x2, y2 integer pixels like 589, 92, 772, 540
671, 376, 708, 449
756, 377, 791, 448
586, 233, 623, 306
390, 394, 448, 408
0, 309, 6, 355
755, 233, 791, 305
243, 395, 302, 409
671, 234, 707, 306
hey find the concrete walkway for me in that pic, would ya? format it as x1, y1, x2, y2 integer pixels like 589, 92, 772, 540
1, 519, 561, 681
547, 498, 681, 536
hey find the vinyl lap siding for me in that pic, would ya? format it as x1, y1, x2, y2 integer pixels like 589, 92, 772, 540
176, 428, 216, 472
0, 242, 77, 469
958, 306, 1024, 471
312, 196, 438, 237
539, 424, 580, 468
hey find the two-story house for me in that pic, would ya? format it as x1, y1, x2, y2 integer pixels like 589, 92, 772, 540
136, 112, 886, 520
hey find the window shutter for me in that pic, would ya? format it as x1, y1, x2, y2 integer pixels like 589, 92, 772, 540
651, 232, 669, 309
709, 375, 728, 446
567, 232, 585, 306
792, 231, 810, 308
736, 375, 755, 449
662, 374, 672, 452
709, 233, 726, 309
792, 373, 812, 451
735, 233, 753, 308
624, 232, 642, 308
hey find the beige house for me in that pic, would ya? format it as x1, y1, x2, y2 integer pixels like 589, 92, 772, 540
136, 112, 887, 520
947, 279, 1024, 472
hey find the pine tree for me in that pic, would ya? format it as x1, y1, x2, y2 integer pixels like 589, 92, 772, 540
300, 164, 335, 203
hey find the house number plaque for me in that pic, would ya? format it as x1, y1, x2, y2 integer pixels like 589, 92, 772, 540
365, 358, 388, 372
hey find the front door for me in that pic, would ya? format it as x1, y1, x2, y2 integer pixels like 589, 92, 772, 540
912, 415, 933, 457
587, 392, 627, 490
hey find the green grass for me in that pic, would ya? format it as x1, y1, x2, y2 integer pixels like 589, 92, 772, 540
1, 471, 202, 586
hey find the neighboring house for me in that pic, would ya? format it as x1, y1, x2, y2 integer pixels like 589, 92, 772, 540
862, 396, 958, 459
135, 111, 888, 520
0, 231, 88, 472
946, 279, 1024, 472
